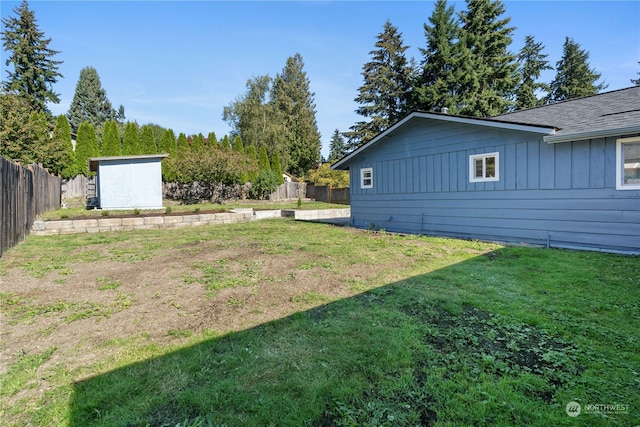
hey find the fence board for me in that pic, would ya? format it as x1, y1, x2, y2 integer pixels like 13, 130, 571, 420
306, 184, 350, 205
1, 157, 61, 257
62, 174, 89, 199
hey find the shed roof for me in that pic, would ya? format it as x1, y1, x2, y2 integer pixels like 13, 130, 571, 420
89, 153, 168, 172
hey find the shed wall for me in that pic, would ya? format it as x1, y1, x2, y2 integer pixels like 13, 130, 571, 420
347, 119, 640, 253
98, 158, 163, 209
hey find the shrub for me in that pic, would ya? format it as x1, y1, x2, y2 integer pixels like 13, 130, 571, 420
248, 170, 280, 200
307, 163, 349, 187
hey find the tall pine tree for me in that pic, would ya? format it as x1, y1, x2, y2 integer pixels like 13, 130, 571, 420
348, 20, 413, 149
67, 66, 117, 132
546, 37, 606, 103
1, 0, 63, 115
414, 0, 461, 113
271, 53, 321, 175
457, 0, 517, 116
328, 129, 347, 162
514, 35, 552, 110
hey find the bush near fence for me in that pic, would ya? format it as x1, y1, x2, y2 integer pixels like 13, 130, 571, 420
1, 156, 61, 257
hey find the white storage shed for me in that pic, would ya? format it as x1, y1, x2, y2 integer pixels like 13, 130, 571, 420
89, 154, 168, 210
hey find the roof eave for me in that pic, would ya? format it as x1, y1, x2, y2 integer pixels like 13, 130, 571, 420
543, 126, 640, 144
331, 112, 555, 170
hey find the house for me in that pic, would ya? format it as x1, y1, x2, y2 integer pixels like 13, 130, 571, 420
332, 86, 640, 254
89, 154, 168, 210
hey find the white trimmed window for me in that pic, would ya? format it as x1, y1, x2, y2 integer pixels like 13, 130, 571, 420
360, 167, 373, 189
617, 137, 640, 190
469, 152, 499, 182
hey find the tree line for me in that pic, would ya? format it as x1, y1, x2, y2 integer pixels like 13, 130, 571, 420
327, 0, 636, 161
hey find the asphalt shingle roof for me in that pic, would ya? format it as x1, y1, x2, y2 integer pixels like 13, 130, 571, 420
493, 86, 640, 140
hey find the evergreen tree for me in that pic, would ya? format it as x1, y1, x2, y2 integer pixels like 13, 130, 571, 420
221, 135, 231, 150
52, 114, 76, 178
348, 21, 413, 150
328, 129, 347, 162
67, 66, 117, 132
75, 121, 99, 175
258, 145, 271, 171
1, 0, 63, 115
414, 0, 461, 113
457, 0, 518, 116
546, 37, 607, 103
245, 145, 258, 182
176, 132, 189, 153
514, 35, 552, 110
207, 132, 217, 150
271, 53, 322, 175
191, 133, 205, 152
160, 128, 177, 155
101, 120, 121, 156
271, 151, 284, 184
122, 121, 140, 155
139, 125, 157, 154
232, 135, 244, 154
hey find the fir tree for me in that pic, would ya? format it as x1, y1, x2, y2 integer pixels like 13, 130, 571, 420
176, 132, 189, 153
258, 145, 271, 171
457, 0, 518, 116
271, 151, 284, 184
232, 135, 244, 154
514, 35, 552, 110
67, 66, 117, 132
207, 132, 217, 150
546, 37, 607, 103
101, 120, 121, 156
160, 128, 176, 155
272, 53, 321, 175
139, 125, 157, 154
122, 121, 140, 155
1, 0, 63, 115
191, 133, 205, 152
414, 0, 462, 113
328, 129, 347, 162
75, 122, 99, 176
348, 21, 413, 149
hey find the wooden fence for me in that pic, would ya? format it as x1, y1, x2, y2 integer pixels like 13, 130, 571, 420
306, 184, 350, 205
1, 157, 61, 257
269, 181, 306, 200
62, 174, 89, 199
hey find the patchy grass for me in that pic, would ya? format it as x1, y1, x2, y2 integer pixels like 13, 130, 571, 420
0, 220, 638, 426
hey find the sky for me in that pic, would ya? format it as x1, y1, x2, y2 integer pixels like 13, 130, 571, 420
2, 1, 639, 159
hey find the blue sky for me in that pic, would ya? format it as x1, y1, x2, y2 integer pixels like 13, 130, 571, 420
2, 1, 639, 158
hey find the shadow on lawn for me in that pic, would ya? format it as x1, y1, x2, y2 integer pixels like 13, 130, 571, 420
68, 248, 584, 427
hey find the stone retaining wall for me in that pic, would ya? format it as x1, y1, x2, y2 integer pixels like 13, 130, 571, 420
31, 208, 350, 236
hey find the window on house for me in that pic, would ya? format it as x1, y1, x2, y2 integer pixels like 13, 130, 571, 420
617, 137, 640, 190
360, 167, 373, 189
469, 152, 499, 182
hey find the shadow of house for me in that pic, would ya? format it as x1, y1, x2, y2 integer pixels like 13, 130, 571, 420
66, 246, 639, 426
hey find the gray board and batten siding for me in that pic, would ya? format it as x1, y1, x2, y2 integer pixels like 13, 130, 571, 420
333, 88, 640, 254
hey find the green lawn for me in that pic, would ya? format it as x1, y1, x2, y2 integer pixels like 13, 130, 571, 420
0, 219, 638, 426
